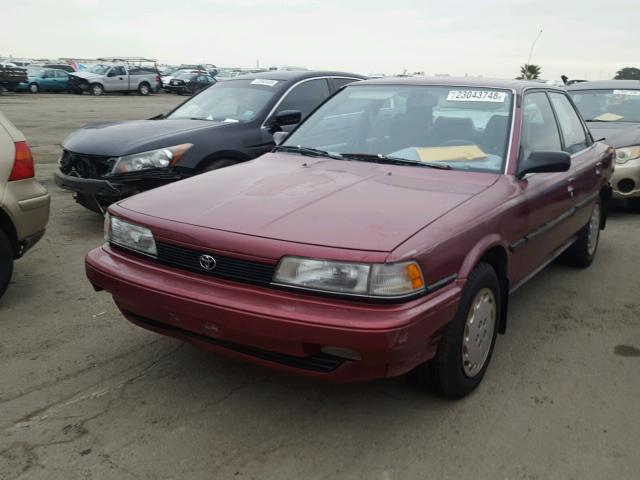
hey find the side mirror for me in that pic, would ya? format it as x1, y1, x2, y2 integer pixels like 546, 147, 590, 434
273, 131, 288, 145
517, 151, 571, 179
273, 110, 302, 127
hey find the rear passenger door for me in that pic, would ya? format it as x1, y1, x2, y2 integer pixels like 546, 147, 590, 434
547, 91, 602, 236
274, 78, 331, 132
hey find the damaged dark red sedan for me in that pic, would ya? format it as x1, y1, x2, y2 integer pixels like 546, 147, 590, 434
86, 78, 613, 398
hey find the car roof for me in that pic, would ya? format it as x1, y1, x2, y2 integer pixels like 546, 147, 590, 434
352, 76, 565, 93
230, 70, 367, 82
566, 80, 640, 91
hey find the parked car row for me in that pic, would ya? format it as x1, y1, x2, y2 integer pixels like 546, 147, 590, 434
6, 72, 640, 400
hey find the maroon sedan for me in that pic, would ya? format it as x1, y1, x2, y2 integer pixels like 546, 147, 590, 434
86, 78, 613, 398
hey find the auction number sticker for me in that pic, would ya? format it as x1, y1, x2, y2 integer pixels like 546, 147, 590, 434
447, 90, 507, 102
251, 79, 279, 87
613, 89, 640, 96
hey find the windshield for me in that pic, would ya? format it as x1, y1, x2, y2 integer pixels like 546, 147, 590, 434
89, 64, 111, 75
569, 89, 640, 123
283, 85, 513, 173
175, 72, 196, 80
167, 79, 278, 123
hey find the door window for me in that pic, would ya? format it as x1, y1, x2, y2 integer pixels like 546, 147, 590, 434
55, 70, 68, 78
110, 66, 126, 77
548, 92, 590, 154
276, 79, 331, 120
520, 92, 562, 163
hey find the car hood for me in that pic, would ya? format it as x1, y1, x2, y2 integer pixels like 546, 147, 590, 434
587, 122, 640, 148
69, 71, 103, 81
119, 153, 498, 252
62, 119, 233, 156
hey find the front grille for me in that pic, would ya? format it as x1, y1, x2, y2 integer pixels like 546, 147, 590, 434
60, 150, 115, 179
155, 241, 277, 286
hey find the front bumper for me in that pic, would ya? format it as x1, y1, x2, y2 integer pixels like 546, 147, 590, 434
612, 157, 640, 198
86, 245, 462, 382
165, 85, 189, 94
54, 170, 125, 198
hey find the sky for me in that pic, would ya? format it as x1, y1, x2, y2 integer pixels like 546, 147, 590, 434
1, 0, 639, 80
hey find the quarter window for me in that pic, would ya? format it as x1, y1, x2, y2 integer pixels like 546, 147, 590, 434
520, 92, 562, 162
548, 92, 590, 154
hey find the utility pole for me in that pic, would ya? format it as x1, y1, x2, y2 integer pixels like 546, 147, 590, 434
526, 29, 543, 66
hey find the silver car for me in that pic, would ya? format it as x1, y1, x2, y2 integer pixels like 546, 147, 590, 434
68, 62, 160, 96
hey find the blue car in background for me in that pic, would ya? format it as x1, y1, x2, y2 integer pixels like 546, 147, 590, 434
17, 67, 69, 93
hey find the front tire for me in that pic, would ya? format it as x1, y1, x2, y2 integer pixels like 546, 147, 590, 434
90, 83, 104, 96
415, 263, 500, 398
28, 83, 39, 94
561, 200, 601, 268
201, 159, 239, 172
0, 229, 14, 299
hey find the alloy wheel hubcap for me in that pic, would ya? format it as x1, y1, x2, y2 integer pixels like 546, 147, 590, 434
587, 204, 600, 256
462, 288, 496, 378
141, 85, 149, 94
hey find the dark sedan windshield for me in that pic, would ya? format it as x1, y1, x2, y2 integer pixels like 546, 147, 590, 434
167, 79, 278, 123
569, 89, 640, 123
283, 85, 513, 173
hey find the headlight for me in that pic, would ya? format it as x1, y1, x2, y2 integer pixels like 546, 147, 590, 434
112, 143, 193, 174
615, 146, 640, 164
273, 257, 425, 298
104, 213, 157, 256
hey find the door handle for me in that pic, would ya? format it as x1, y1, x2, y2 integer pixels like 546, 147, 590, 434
567, 176, 576, 183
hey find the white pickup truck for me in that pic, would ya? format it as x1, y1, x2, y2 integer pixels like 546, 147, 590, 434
68, 60, 160, 96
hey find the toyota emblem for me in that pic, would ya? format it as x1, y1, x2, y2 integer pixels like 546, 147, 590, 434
199, 254, 217, 270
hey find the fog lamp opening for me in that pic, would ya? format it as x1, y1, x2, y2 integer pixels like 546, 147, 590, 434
321, 346, 362, 361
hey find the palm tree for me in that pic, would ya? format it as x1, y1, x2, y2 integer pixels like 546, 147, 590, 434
517, 64, 542, 80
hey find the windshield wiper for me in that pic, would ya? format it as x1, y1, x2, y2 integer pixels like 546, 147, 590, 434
273, 145, 344, 160
340, 153, 451, 170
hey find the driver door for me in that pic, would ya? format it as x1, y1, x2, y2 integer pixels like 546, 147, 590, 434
509, 91, 575, 285
104, 66, 127, 91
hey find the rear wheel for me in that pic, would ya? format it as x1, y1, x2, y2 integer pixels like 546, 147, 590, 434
28, 83, 39, 94
628, 197, 640, 213
137, 82, 150, 96
561, 200, 601, 268
90, 83, 104, 96
202, 159, 239, 172
414, 263, 500, 398
0, 229, 14, 299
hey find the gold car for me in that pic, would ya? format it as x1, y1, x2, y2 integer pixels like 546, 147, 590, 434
0, 111, 50, 298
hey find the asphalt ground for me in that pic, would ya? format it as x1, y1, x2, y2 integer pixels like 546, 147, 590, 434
0, 92, 638, 480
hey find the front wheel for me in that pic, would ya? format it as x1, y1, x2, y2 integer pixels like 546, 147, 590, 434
414, 263, 500, 398
28, 83, 39, 94
0, 229, 14, 299
201, 159, 239, 172
561, 200, 601, 268
90, 83, 104, 96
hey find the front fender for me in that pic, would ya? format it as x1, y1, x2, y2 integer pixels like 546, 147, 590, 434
457, 234, 508, 279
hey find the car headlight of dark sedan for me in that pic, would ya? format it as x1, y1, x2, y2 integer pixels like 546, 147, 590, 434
273, 257, 425, 298
615, 146, 640, 165
112, 143, 193, 174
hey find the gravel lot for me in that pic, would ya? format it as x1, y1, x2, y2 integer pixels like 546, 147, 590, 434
0, 93, 638, 480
